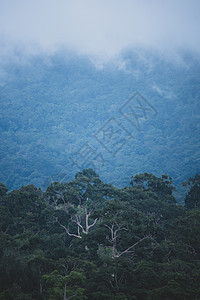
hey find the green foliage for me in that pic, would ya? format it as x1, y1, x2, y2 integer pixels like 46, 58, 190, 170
43, 270, 86, 300
182, 174, 200, 209
130, 173, 176, 203
0, 170, 200, 299
0, 183, 8, 197
43, 270, 64, 300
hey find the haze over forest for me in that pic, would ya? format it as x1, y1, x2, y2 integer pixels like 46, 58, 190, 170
0, 1, 200, 299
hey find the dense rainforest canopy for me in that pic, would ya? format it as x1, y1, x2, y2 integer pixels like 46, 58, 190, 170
0, 169, 200, 299
0, 50, 200, 203
1, 2, 200, 300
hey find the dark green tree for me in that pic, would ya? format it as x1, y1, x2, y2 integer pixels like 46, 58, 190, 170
182, 173, 200, 209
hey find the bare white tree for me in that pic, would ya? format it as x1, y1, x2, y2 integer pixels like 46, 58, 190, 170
57, 205, 98, 239
104, 222, 152, 258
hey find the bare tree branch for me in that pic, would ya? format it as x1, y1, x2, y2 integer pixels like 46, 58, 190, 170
56, 202, 98, 238
56, 218, 82, 239
87, 218, 98, 230
116, 236, 149, 258
103, 222, 153, 258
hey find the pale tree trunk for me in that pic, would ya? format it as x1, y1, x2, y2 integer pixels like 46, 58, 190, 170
63, 283, 67, 300
57, 206, 98, 239
104, 223, 151, 258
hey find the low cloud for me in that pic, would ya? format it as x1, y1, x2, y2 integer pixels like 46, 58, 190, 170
0, 0, 200, 58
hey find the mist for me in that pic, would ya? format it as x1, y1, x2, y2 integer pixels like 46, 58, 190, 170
0, 0, 200, 59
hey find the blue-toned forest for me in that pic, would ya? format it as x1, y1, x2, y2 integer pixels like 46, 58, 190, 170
1, 0, 200, 299
0, 50, 200, 203
0, 49, 200, 299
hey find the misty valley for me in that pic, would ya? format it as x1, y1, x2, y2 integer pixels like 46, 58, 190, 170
0, 48, 200, 300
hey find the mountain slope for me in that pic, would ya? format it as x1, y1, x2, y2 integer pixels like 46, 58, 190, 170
0, 49, 200, 202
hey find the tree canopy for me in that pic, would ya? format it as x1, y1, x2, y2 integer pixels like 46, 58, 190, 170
0, 170, 199, 299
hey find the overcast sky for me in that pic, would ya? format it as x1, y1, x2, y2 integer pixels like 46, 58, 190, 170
0, 0, 200, 58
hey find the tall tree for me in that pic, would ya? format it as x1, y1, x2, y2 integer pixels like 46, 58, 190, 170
182, 173, 200, 209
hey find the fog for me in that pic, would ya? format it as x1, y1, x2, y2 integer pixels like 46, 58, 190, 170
0, 0, 200, 59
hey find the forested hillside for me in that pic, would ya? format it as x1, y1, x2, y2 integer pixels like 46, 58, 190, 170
0, 49, 200, 202
0, 169, 200, 299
